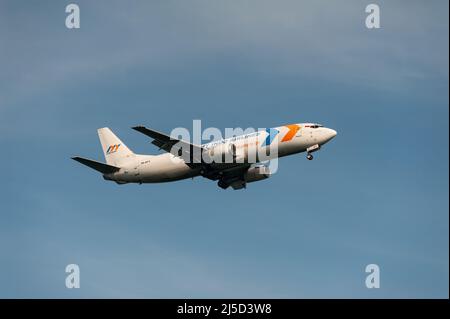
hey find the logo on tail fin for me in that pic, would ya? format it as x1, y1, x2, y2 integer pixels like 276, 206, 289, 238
106, 144, 121, 154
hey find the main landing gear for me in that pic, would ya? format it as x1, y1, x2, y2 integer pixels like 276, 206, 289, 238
218, 180, 229, 189
306, 153, 314, 160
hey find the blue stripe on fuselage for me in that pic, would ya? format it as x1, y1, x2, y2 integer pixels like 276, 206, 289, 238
262, 128, 279, 147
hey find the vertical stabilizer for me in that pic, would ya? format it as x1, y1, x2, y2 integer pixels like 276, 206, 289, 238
97, 127, 135, 166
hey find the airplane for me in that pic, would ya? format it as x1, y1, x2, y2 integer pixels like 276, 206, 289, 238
72, 123, 337, 190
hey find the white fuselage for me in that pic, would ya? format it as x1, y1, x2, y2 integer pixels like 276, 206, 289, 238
105, 123, 337, 184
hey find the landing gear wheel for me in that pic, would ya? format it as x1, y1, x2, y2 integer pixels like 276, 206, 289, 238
307, 154, 314, 160
218, 180, 229, 189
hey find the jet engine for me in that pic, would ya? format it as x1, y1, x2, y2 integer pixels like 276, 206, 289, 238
244, 165, 271, 183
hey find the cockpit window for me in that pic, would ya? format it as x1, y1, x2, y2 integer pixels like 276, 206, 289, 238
305, 124, 323, 129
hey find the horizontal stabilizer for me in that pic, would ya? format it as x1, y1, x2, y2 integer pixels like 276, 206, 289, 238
72, 157, 120, 174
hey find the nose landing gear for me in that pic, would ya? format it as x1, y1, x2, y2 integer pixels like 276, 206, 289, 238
306, 144, 320, 161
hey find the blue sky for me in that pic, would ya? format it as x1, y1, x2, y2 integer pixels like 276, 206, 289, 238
0, 0, 448, 298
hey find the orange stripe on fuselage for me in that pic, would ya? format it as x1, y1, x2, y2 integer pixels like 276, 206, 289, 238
281, 124, 300, 142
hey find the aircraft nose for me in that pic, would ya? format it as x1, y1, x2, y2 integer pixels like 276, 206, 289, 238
328, 129, 337, 139
323, 128, 337, 143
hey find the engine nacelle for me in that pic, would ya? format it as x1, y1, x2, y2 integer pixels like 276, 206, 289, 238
244, 166, 271, 183
205, 142, 236, 163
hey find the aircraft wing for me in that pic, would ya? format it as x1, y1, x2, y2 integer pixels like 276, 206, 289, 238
132, 126, 204, 164
132, 125, 252, 186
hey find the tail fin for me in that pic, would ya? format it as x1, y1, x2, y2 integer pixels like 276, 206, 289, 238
97, 127, 135, 166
